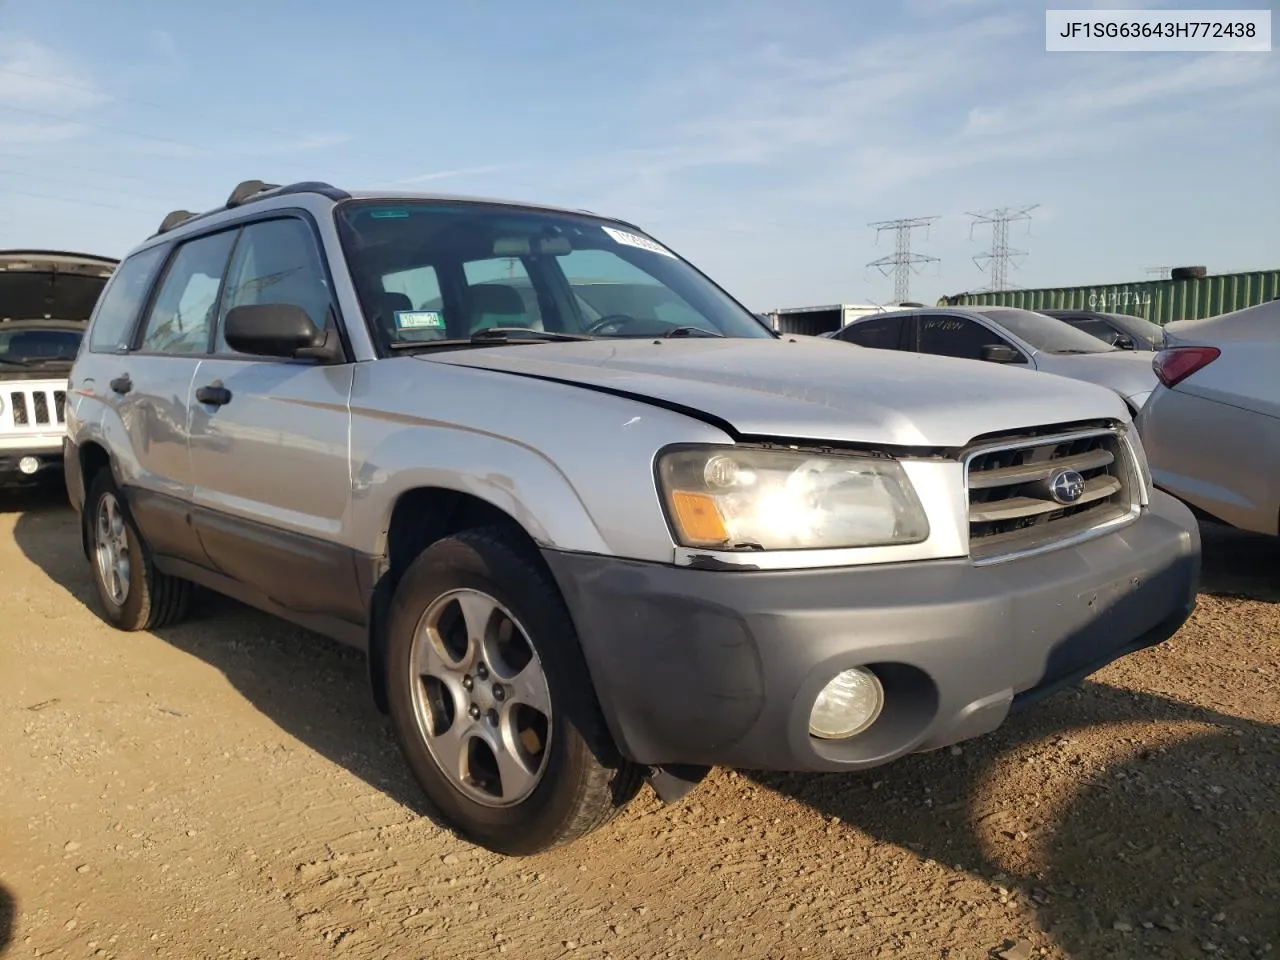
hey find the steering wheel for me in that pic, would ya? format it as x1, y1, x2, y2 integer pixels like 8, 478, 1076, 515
583, 314, 655, 336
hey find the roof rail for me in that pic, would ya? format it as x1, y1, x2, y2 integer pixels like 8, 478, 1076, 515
157, 210, 199, 233
226, 179, 280, 207
151, 180, 351, 238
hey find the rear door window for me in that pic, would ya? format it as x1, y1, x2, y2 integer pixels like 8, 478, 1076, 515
137, 231, 238, 355
87, 245, 167, 354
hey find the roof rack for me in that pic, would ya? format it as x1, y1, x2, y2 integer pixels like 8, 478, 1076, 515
152, 180, 351, 238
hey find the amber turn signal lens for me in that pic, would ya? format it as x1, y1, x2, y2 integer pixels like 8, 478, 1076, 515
669, 490, 728, 546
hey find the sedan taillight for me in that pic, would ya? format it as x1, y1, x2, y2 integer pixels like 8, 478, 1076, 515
1153, 345, 1220, 388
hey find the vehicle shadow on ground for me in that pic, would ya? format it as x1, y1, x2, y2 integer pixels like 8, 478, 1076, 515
8, 496, 441, 827
1199, 519, 1280, 603
13, 502, 1280, 956
746, 687, 1279, 958
0, 882, 14, 956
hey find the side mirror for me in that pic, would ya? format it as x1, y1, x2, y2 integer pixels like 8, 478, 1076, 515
1113, 334, 1136, 350
980, 343, 1021, 364
224, 303, 329, 359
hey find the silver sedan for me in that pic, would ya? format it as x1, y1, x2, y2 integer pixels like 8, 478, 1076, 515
827, 306, 1159, 415
1136, 299, 1280, 536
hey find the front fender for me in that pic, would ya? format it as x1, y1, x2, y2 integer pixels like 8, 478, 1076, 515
346, 358, 735, 563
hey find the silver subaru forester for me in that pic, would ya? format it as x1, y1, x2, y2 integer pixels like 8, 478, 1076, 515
64, 180, 1200, 855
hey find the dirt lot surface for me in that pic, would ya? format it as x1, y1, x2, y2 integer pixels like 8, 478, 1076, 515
1, 490, 1277, 960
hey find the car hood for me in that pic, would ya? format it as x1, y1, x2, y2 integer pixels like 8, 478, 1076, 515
422, 337, 1128, 448
1033, 349, 1158, 401
0, 250, 117, 323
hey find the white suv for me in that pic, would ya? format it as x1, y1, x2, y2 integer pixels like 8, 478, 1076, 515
1, 250, 117, 488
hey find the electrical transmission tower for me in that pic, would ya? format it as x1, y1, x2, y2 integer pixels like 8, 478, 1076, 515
1145, 266, 1172, 280
867, 216, 940, 302
968, 205, 1038, 292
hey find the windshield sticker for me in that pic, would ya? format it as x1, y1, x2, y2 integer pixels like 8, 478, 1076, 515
395, 310, 445, 330
369, 208, 410, 219
601, 226, 675, 259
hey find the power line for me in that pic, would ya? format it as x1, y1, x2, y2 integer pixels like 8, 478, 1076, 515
0, 164, 186, 204
0, 186, 159, 215
866, 216, 940, 303
968, 204, 1038, 292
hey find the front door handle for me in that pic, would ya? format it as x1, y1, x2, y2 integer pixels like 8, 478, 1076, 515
195, 382, 232, 407
109, 374, 132, 395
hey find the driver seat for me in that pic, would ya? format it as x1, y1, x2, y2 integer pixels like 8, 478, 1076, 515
467, 284, 540, 333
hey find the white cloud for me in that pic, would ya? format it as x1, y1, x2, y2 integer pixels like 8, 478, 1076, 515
0, 36, 110, 111
395, 163, 520, 184
0, 120, 87, 144
149, 29, 178, 60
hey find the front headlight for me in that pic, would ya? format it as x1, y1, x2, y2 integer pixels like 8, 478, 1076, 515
656, 445, 929, 551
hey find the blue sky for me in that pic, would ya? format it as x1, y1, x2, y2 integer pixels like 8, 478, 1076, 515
1, 0, 1276, 310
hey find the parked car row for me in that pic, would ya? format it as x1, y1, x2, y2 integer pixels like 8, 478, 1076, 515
3, 179, 1267, 858
819, 299, 1277, 537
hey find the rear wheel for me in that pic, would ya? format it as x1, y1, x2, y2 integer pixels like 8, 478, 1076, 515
85, 469, 190, 631
385, 527, 643, 855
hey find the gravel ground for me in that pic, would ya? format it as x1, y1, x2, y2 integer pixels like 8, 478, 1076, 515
1, 490, 1276, 960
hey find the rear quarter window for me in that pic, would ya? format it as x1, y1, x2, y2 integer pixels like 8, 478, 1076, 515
87, 245, 167, 354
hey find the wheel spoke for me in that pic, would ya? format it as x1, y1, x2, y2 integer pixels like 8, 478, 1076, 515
432, 713, 477, 782
492, 723, 541, 803
455, 592, 497, 652
506, 661, 552, 718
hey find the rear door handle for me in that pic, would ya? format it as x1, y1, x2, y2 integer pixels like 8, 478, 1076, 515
109, 374, 132, 395
195, 383, 232, 407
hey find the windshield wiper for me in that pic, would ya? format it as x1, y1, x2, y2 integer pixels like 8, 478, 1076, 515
0, 356, 30, 366
388, 327, 594, 351
662, 326, 724, 338
22, 355, 78, 364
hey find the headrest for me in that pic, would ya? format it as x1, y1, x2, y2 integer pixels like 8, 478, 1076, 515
468, 284, 525, 318
378, 291, 413, 313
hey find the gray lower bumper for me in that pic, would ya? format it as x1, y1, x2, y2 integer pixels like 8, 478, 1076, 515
0, 447, 65, 486
543, 490, 1200, 772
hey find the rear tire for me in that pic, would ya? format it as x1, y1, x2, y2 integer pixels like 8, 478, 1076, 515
84, 469, 190, 631
385, 526, 643, 855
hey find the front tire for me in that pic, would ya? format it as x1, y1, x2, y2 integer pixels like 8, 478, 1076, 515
385, 527, 643, 855
84, 469, 190, 631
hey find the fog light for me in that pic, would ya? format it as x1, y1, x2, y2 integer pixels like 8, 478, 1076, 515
809, 668, 883, 739
18, 456, 39, 475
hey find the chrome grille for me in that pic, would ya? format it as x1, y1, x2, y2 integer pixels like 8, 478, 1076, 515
6, 388, 67, 429
965, 427, 1138, 563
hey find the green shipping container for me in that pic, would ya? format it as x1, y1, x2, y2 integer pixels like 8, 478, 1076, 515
938, 269, 1280, 326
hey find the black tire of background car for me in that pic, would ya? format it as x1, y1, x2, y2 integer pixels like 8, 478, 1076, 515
384, 526, 645, 856
1170, 266, 1208, 280
84, 470, 191, 631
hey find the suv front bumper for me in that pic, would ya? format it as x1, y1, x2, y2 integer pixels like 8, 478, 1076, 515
543, 490, 1199, 772
0, 442, 65, 487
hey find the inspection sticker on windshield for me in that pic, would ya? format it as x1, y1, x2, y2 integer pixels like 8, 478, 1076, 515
395, 310, 445, 330
601, 226, 675, 259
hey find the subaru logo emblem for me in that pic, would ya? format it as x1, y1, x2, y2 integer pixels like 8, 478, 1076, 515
1049, 469, 1086, 504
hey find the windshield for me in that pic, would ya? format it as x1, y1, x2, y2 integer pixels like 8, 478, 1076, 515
975, 308, 1117, 354
335, 200, 774, 348
0, 326, 83, 365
